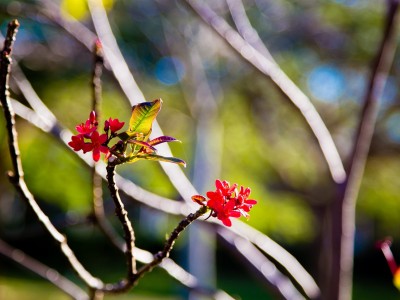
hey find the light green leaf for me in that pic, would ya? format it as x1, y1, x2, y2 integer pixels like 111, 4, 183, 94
126, 99, 162, 138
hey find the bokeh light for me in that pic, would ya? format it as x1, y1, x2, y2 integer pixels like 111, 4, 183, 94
154, 56, 185, 86
307, 65, 346, 102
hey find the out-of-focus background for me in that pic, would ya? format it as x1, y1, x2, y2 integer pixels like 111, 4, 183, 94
0, 0, 400, 299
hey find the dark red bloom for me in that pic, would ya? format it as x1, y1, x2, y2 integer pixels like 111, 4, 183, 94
193, 179, 257, 227
235, 185, 258, 218
105, 118, 125, 133
76, 111, 98, 136
68, 111, 113, 162
88, 131, 109, 162
215, 180, 237, 197
68, 135, 92, 153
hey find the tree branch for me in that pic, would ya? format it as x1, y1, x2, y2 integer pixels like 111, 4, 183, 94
230, 219, 320, 299
328, 1, 400, 299
135, 206, 207, 280
89, 40, 107, 300
89, 38, 126, 252
226, 0, 274, 61
0, 239, 89, 300
0, 20, 103, 290
218, 228, 306, 300
103, 163, 136, 292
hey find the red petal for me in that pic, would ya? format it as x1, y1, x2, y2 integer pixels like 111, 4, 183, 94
215, 179, 224, 191
99, 145, 109, 154
206, 191, 217, 198
98, 133, 108, 144
230, 211, 241, 218
221, 218, 232, 227
92, 148, 100, 161
241, 206, 250, 212
245, 199, 257, 205
89, 111, 96, 123
109, 118, 125, 132
91, 130, 99, 140
82, 143, 93, 153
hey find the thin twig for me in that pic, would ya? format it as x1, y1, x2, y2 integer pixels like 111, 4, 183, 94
0, 239, 89, 300
103, 164, 136, 292
90, 39, 106, 300
328, 1, 400, 300
181, 0, 346, 184
226, 0, 274, 61
1, 20, 22, 177
92, 39, 103, 114
103, 166, 207, 294
90, 39, 126, 252
135, 206, 207, 280
0, 19, 103, 291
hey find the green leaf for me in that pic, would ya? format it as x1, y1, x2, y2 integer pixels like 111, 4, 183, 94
126, 99, 162, 138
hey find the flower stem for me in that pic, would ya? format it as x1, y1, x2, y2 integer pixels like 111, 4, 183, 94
135, 206, 208, 280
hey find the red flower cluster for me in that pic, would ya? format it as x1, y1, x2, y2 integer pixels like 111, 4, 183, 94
192, 180, 257, 227
68, 111, 125, 161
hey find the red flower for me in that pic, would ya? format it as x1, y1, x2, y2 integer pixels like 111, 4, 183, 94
235, 186, 258, 218
88, 131, 109, 162
207, 195, 241, 226
76, 111, 98, 136
68, 135, 92, 153
215, 180, 237, 197
193, 179, 257, 227
105, 118, 125, 133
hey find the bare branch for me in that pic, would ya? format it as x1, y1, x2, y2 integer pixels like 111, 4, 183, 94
0, 20, 103, 290
0, 239, 89, 300
218, 228, 306, 300
103, 164, 136, 292
135, 206, 207, 280
226, 0, 274, 61
90, 40, 126, 252
230, 220, 320, 299
328, 1, 400, 299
